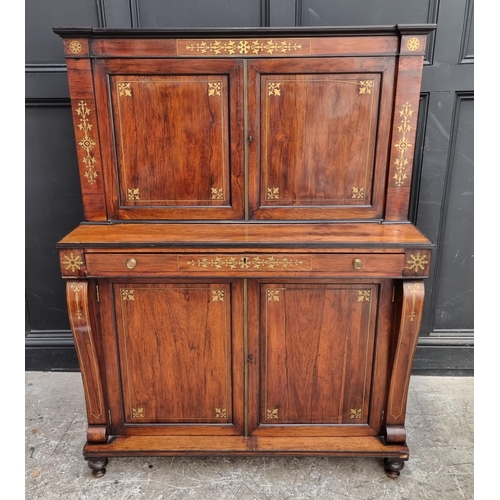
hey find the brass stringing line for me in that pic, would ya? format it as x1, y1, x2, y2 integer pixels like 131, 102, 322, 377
243, 279, 248, 436
243, 60, 249, 220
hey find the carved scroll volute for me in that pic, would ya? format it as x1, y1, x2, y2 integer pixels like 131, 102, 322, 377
66, 281, 107, 437
385, 280, 425, 443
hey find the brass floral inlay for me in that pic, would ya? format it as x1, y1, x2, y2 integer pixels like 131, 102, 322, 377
127, 188, 140, 201
358, 290, 371, 302
122, 289, 135, 301
407, 37, 420, 51
268, 83, 281, 96
352, 187, 365, 199
184, 39, 306, 56
350, 409, 362, 419
69, 283, 84, 320
211, 187, 224, 200
393, 102, 414, 187
76, 101, 98, 184
215, 408, 227, 418
212, 290, 225, 302
405, 282, 423, 322
359, 81, 373, 94
132, 408, 144, 418
267, 290, 280, 302
407, 252, 429, 272
118, 82, 132, 97
63, 253, 83, 273
69, 40, 82, 54
267, 187, 280, 200
185, 256, 306, 270
266, 408, 279, 419
208, 82, 221, 96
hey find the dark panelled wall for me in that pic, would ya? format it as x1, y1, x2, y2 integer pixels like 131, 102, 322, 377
25, 0, 474, 373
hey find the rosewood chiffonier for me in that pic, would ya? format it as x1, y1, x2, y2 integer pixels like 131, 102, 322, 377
54, 25, 435, 478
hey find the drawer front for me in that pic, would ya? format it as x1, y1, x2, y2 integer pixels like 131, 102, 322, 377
85, 253, 406, 277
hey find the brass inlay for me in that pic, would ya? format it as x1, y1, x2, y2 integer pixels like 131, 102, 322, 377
358, 290, 371, 302
69, 40, 82, 54
76, 101, 98, 184
132, 408, 144, 418
63, 253, 83, 273
208, 82, 221, 96
359, 81, 373, 94
407, 252, 429, 272
212, 290, 225, 302
350, 409, 362, 419
393, 102, 414, 187
118, 82, 132, 97
211, 187, 224, 200
352, 187, 365, 199
127, 188, 140, 201
266, 408, 279, 419
122, 289, 135, 301
184, 39, 307, 56
267, 187, 280, 200
185, 256, 306, 270
267, 290, 280, 302
268, 82, 281, 96
215, 408, 227, 418
407, 37, 420, 51
405, 282, 423, 322
70, 283, 84, 320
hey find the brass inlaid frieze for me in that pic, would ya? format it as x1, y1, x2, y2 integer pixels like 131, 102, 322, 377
212, 290, 225, 302
407, 252, 429, 272
393, 102, 414, 187
69, 40, 82, 54
405, 282, 423, 322
127, 188, 140, 201
76, 101, 98, 184
352, 187, 365, 199
180, 38, 310, 57
266, 408, 279, 419
63, 253, 83, 273
211, 187, 224, 199
407, 37, 420, 51
267, 187, 280, 200
359, 81, 373, 94
182, 255, 310, 271
69, 283, 84, 320
358, 290, 371, 302
267, 290, 280, 302
215, 408, 227, 418
132, 408, 144, 418
118, 82, 132, 97
122, 289, 135, 301
350, 409, 362, 419
268, 82, 281, 96
208, 82, 221, 96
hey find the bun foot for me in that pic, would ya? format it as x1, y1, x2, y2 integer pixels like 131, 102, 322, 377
383, 458, 405, 479
87, 458, 108, 477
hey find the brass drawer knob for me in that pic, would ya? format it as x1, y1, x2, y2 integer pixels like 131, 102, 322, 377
126, 258, 137, 269
353, 258, 363, 270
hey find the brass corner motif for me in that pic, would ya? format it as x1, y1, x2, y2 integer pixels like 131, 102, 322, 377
352, 187, 365, 199
122, 289, 135, 301
208, 82, 221, 96
266, 408, 279, 419
212, 290, 225, 302
215, 408, 227, 418
211, 187, 224, 200
405, 282, 423, 322
359, 81, 373, 94
358, 290, 371, 302
267, 187, 280, 200
132, 407, 144, 418
267, 290, 280, 302
268, 82, 281, 96
407, 252, 429, 272
350, 409, 362, 419
393, 102, 414, 187
69, 40, 82, 54
76, 101, 98, 184
118, 82, 132, 97
127, 188, 140, 201
407, 37, 420, 51
63, 253, 83, 273
69, 283, 84, 320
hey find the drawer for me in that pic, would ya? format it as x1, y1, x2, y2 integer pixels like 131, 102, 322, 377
85, 253, 406, 277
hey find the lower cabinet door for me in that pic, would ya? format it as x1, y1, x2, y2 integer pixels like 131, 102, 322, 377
107, 281, 244, 435
248, 281, 391, 436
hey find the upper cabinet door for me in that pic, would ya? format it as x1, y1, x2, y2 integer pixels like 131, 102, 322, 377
248, 58, 395, 220
93, 59, 244, 220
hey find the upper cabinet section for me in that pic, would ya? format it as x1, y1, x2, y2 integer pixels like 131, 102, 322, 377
55, 26, 434, 222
